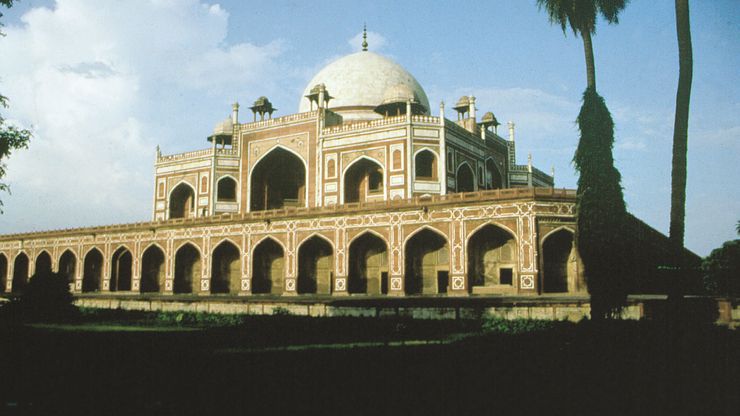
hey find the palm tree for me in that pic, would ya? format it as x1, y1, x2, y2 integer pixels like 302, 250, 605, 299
536, 0, 629, 90
669, 0, 693, 247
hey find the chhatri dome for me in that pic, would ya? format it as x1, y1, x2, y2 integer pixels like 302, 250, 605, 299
298, 29, 430, 121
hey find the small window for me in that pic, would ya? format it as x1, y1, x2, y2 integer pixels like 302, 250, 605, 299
415, 150, 437, 179
157, 182, 165, 199
200, 176, 208, 193
500, 268, 513, 285
217, 177, 237, 201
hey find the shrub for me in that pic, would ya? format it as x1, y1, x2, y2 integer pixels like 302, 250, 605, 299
0, 270, 77, 322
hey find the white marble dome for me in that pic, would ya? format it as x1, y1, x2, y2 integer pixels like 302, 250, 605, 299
298, 51, 430, 121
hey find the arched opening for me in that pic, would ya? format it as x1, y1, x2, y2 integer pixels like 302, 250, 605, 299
35, 251, 52, 276
174, 244, 201, 294
58, 250, 77, 286
456, 163, 475, 193
169, 183, 195, 219
486, 159, 503, 189
414, 150, 437, 180
344, 158, 384, 203
252, 238, 284, 294
0, 254, 8, 293
211, 240, 241, 294
217, 177, 237, 201
404, 229, 449, 295
297, 236, 333, 294
348, 233, 388, 295
110, 247, 133, 292
140, 245, 165, 293
250, 148, 306, 211
12, 253, 29, 293
82, 249, 103, 293
467, 224, 518, 291
543, 229, 576, 293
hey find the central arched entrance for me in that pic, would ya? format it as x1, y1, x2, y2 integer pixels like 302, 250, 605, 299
542, 229, 576, 293
344, 158, 384, 203
174, 243, 201, 294
250, 148, 306, 211
140, 245, 165, 293
404, 228, 449, 295
297, 236, 333, 294
110, 247, 133, 292
467, 224, 518, 292
169, 183, 195, 219
251, 238, 284, 294
211, 240, 241, 294
82, 248, 103, 293
35, 251, 52, 276
348, 232, 388, 294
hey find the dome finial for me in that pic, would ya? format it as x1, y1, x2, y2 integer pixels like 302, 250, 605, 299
362, 23, 368, 51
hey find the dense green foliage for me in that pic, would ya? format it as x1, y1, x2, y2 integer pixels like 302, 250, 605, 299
573, 88, 629, 319
701, 239, 740, 297
0, 270, 77, 322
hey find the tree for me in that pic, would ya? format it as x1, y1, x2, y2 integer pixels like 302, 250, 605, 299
701, 240, 740, 297
536, 0, 629, 89
0, 269, 77, 322
0, 0, 31, 213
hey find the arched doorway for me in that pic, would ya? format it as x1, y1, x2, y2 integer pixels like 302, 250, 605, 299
217, 177, 237, 201
348, 232, 388, 295
211, 240, 241, 294
344, 158, 384, 203
12, 253, 29, 293
35, 251, 52, 276
456, 163, 475, 192
58, 250, 77, 286
169, 183, 195, 219
542, 229, 575, 293
404, 229, 449, 295
485, 159, 503, 189
82, 249, 103, 293
414, 150, 437, 180
174, 243, 201, 294
140, 245, 165, 293
250, 148, 306, 211
110, 247, 133, 292
467, 224, 518, 291
251, 238, 284, 294
297, 236, 333, 294
0, 254, 8, 293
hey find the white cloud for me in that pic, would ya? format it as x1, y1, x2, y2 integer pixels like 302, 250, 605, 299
0, 0, 284, 232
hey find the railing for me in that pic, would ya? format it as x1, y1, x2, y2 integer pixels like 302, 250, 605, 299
0, 188, 575, 240
157, 148, 213, 163
411, 114, 440, 124
322, 115, 407, 135
240, 111, 318, 131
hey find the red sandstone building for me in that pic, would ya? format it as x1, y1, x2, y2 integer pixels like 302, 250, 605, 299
0, 38, 585, 298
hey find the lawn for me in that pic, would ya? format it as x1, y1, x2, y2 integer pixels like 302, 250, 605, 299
0, 310, 737, 415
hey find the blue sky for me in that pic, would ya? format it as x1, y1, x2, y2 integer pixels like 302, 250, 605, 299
0, 0, 738, 256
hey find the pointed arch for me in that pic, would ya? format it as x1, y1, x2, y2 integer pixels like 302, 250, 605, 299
211, 239, 241, 294
542, 228, 576, 293
296, 232, 334, 253
342, 156, 385, 204
297, 235, 334, 294
413, 148, 439, 180
0, 253, 8, 293
404, 227, 449, 295
110, 246, 133, 292
140, 244, 166, 293
58, 249, 77, 285
169, 181, 196, 219
348, 231, 389, 295
35, 250, 52, 276
485, 157, 503, 190
251, 237, 285, 294
82, 247, 104, 293
216, 175, 238, 202
12, 252, 29, 293
348, 229, 389, 248
249, 146, 308, 211
174, 242, 201, 294
456, 162, 476, 193
467, 223, 518, 290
